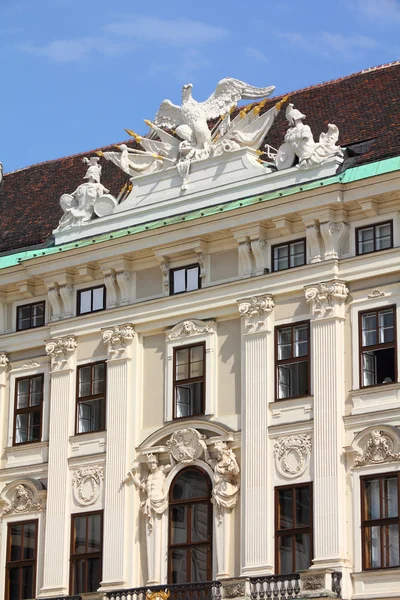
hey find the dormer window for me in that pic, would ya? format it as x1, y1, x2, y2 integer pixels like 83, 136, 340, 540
170, 265, 201, 295
77, 286, 106, 315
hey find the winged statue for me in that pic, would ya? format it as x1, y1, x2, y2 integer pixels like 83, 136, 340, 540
154, 78, 276, 150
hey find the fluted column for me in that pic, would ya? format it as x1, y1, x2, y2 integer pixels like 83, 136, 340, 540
0, 353, 9, 466
238, 294, 274, 575
305, 281, 349, 568
39, 336, 77, 597
100, 324, 135, 590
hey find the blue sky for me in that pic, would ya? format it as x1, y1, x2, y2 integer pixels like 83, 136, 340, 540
1, 0, 399, 173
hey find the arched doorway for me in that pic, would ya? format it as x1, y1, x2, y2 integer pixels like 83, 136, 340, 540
168, 467, 212, 583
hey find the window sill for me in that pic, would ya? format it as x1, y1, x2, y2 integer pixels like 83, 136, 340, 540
352, 567, 400, 599
69, 430, 106, 457
5, 441, 48, 468
5, 440, 48, 453
350, 381, 400, 396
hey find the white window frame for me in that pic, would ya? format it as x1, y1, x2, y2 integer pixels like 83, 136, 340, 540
164, 320, 217, 422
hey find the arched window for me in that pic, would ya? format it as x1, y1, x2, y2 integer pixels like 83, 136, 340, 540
168, 468, 212, 583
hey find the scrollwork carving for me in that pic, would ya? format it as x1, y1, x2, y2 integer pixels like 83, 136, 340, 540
167, 428, 206, 464
1, 484, 43, 517
102, 323, 135, 358
45, 336, 77, 367
72, 465, 104, 505
274, 435, 311, 478
0, 352, 9, 371
354, 430, 400, 467
237, 294, 274, 332
305, 281, 348, 318
168, 319, 214, 340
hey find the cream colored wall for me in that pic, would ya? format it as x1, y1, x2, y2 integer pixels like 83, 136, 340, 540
274, 295, 309, 323
77, 333, 107, 362
210, 250, 238, 282
136, 267, 162, 299
142, 333, 165, 430
217, 319, 241, 418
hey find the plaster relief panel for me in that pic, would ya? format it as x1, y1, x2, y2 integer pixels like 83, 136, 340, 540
72, 465, 104, 506
274, 434, 311, 479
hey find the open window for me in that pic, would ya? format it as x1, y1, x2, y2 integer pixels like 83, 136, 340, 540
359, 306, 396, 388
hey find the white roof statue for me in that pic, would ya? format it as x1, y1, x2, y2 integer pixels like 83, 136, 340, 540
101, 77, 282, 191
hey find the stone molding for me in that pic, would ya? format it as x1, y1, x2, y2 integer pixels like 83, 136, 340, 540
102, 323, 135, 358
354, 429, 400, 467
72, 465, 104, 506
368, 288, 388, 299
45, 336, 77, 368
305, 280, 348, 319
167, 319, 215, 340
237, 294, 274, 333
0, 480, 46, 518
274, 434, 311, 478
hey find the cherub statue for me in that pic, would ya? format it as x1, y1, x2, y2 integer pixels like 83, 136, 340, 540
55, 157, 109, 231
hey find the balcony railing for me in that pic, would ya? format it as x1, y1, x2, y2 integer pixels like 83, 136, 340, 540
105, 581, 222, 600
250, 574, 301, 599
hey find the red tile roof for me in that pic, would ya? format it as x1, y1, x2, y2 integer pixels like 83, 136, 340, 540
1, 61, 399, 254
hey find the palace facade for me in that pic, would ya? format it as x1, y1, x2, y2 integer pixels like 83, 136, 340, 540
0, 62, 400, 600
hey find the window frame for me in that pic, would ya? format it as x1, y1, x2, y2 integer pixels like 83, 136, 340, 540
355, 221, 393, 256
361, 472, 400, 571
170, 264, 201, 296
77, 285, 106, 316
75, 361, 107, 435
358, 305, 397, 389
275, 482, 313, 575
168, 467, 212, 584
13, 374, 44, 447
16, 301, 45, 332
70, 510, 103, 595
5, 519, 38, 600
271, 238, 307, 272
173, 342, 206, 421
275, 320, 311, 401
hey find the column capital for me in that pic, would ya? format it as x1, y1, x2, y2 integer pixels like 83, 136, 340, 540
305, 280, 349, 320
102, 323, 135, 359
237, 294, 274, 334
0, 352, 9, 373
45, 336, 77, 370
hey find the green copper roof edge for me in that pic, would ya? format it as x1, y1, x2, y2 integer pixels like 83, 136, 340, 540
1, 155, 399, 271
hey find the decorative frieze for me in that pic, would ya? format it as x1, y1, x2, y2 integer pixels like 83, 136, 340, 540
0, 481, 46, 518
102, 324, 135, 358
305, 281, 348, 319
168, 319, 215, 340
274, 434, 311, 478
237, 294, 274, 333
72, 465, 104, 506
354, 430, 400, 467
45, 335, 77, 367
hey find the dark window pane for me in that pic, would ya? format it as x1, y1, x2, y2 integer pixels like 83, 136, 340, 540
10, 525, 22, 561
296, 487, 310, 528
278, 535, 293, 573
362, 347, 395, 386
79, 367, 92, 397
379, 309, 394, 343
358, 227, 374, 254
92, 364, 105, 395
274, 245, 289, 271
175, 382, 203, 418
8, 567, 20, 600
32, 303, 44, 327
294, 325, 308, 357
175, 349, 189, 381
365, 526, 381, 569
376, 223, 392, 250
190, 345, 204, 377
87, 514, 102, 553
23, 523, 36, 560
172, 470, 209, 501
383, 524, 400, 567
30, 377, 43, 407
74, 516, 87, 554
290, 241, 305, 267
278, 361, 309, 399
364, 479, 380, 520
186, 267, 200, 291
295, 533, 311, 570
87, 557, 101, 592
171, 505, 188, 544
72, 559, 86, 595
278, 327, 292, 360
278, 489, 293, 529
191, 546, 208, 582
382, 477, 398, 518
191, 503, 209, 542
173, 269, 186, 294
17, 380, 29, 409
21, 565, 34, 600
170, 548, 187, 583
78, 399, 104, 433
362, 312, 377, 347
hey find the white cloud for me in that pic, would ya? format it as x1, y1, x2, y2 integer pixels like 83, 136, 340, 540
356, 0, 400, 23
243, 46, 269, 63
20, 37, 136, 63
275, 30, 378, 59
104, 15, 228, 46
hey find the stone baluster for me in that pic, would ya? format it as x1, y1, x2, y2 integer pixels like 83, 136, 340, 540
100, 324, 135, 591
40, 336, 77, 597
237, 294, 274, 575
304, 281, 349, 569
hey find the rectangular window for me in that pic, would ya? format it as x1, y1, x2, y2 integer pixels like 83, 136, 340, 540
173, 343, 205, 419
70, 512, 103, 595
272, 239, 306, 272
276, 322, 310, 400
170, 265, 201, 295
5, 520, 37, 600
76, 362, 106, 434
356, 221, 393, 255
16, 301, 45, 331
77, 286, 106, 316
361, 473, 400, 570
275, 484, 312, 574
13, 375, 44, 445
359, 306, 396, 388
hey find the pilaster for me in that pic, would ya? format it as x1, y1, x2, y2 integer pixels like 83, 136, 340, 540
39, 336, 77, 597
304, 281, 349, 569
238, 294, 274, 575
100, 323, 135, 590
0, 353, 9, 465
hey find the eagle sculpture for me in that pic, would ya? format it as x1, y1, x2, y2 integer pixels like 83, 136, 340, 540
154, 78, 275, 150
